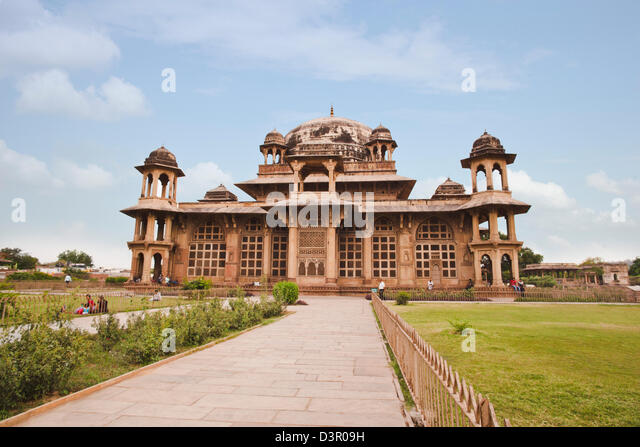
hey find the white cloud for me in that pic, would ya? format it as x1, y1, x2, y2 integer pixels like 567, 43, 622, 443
508, 169, 576, 209
180, 162, 234, 202
81, 0, 518, 91
0, 139, 63, 189
54, 160, 114, 189
0, 0, 119, 76
586, 170, 640, 203
16, 69, 149, 121
0, 139, 114, 191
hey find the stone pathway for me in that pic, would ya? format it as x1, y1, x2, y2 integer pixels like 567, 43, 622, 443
16, 296, 407, 427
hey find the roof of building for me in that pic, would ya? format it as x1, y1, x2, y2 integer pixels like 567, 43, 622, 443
431, 178, 467, 199
199, 184, 238, 202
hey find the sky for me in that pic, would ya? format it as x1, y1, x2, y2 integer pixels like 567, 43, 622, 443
0, 0, 639, 268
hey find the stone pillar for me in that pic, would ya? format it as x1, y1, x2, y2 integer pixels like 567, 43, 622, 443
473, 251, 482, 284
363, 235, 372, 284
492, 250, 503, 286
140, 176, 146, 197
133, 217, 141, 241
263, 230, 272, 281
224, 229, 241, 283
489, 209, 499, 241
471, 169, 478, 193
326, 226, 337, 284
507, 212, 516, 241
501, 166, 509, 191
141, 252, 152, 283
145, 214, 155, 241
486, 167, 494, 190
512, 249, 520, 280
151, 172, 158, 197
397, 230, 414, 287
471, 212, 480, 242
165, 216, 173, 241
287, 225, 298, 281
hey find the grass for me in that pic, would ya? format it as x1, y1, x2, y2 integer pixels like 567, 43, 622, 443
0, 295, 201, 326
1, 313, 287, 421
387, 302, 640, 427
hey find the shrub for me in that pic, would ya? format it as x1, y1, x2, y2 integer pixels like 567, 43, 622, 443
105, 277, 128, 284
448, 319, 471, 334
182, 277, 212, 290
395, 291, 410, 305
92, 313, 124, 351
273, 281, 299, 305
521, 275, 557, 288
64, 268, 89, 280
0, 325, 87, 410
7, 271, 61, 281
0, 281, 15, 290
229, 286, 246, 299
118, 312, 166, 364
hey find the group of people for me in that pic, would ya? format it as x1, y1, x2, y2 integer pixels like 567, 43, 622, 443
509, 278, 526, 294
73, 294, 108, 315
151, 274, 179, 287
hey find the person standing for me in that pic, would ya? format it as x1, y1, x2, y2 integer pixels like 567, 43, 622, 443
378, 280, 385, 299
64, 274, 72, 287
427, 279, 434, 291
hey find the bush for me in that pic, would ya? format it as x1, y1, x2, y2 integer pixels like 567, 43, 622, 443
105, 277, 128, 284
522, 275, 557, 288
0, 325, 87, 411
448, 319, 471, 334
182, 277, 212, 290
0, 281, 15, 290
395, 291, 410, 305
64, 268, 90, 280
7, 271, 61, 281
92, 313, 124, 351
273, 281, 299, 305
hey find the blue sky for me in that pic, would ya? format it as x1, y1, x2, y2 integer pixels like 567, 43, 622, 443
0, 0, 638, 268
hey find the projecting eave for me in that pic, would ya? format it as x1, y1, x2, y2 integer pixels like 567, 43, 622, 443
460, 152, 517, 168
120, 202, 181, 217
456, 194, 531, 214
179, 205, 267, 214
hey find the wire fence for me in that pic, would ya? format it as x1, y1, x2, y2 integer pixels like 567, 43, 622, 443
371, 292, 510, 427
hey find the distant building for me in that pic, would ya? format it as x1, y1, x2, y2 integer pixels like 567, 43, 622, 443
522, 262, 629, 286
122, 110, 531, 289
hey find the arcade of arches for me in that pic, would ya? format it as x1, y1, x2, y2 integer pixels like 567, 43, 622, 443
122, 113, 530, 288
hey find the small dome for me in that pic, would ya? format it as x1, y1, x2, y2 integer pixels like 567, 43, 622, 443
201, 184, 238, 202
432, 178, 466, 199
264, 129, 285, 145
472, 131, 504, 153
370, 124, 393, 140
145, 146, 178, 168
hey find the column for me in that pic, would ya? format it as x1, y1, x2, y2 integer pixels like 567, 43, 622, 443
473, 251, 482, 284
133, 217, 141, 241
263, 230, 272, 282
507, 211, 517, 241
501, 166, 509, 191
145, 213, 155, 241
363, 234, 373, 284
151, 173, 158, 197
287, 225, 298, 281
164, 216, 173, 242
489, 209, 499, 241
512, 253, 520, 281
224, 229, 241, 283
326, 226, 337, 284
140, 176, 146, 197
486, 167, 494, 190
471, 169, 478, 193
492, 250, 503, 286
141, 252, 152, 283
471, 212, 480, 242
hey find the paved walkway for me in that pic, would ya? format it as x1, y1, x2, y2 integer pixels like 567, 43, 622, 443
17, 296, 407, 427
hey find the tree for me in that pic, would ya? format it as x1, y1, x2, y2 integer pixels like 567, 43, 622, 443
57, 250, 94, 267
0, 247, 39, 269
518, 246, 543, 270
630, 257, 640, 277
581, 257, 604, 266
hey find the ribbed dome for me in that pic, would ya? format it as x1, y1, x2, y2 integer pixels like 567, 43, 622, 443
369, 124, 393, 141
144, 146, 178, 168
434, 178, 465, 195
472, 131, 504, 153
264, 129, 285, 145
284, 116, 372, 161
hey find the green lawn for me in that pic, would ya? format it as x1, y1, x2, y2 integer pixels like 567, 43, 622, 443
388, 302, 640, 427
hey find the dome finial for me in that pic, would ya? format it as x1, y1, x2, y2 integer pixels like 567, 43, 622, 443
330, 105, 334, 117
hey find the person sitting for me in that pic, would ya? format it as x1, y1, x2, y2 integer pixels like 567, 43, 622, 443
149, 289, 162, 302
465, 279, 474, 290
85, 294, 96, 313
97, 295, 109, 313
509, 278, 518, 291
427, 280, 434, 290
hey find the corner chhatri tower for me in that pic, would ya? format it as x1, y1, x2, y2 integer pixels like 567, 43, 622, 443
121, 110, 530, 289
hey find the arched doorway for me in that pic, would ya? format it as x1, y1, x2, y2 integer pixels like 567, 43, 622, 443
481, 254, 493, 285
134, 253, 144, 281
152, 253, 163, 282
501, 253, 513, 284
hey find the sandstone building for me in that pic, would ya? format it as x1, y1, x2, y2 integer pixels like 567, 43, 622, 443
122, 111, 531, 289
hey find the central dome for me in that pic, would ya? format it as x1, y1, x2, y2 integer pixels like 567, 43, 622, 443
284, 116, 372, 161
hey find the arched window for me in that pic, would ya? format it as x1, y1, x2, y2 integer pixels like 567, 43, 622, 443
188, 222, 226, 277
415, 218, 457, 278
